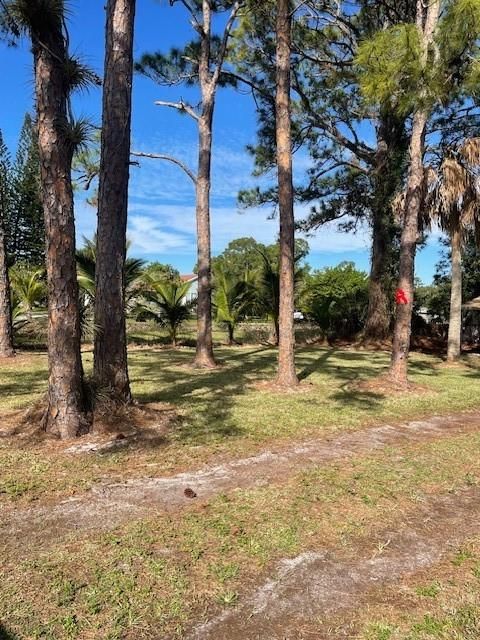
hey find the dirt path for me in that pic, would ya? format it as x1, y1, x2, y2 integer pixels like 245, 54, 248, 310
2, 411, 479, 550
187, 486, 480, 640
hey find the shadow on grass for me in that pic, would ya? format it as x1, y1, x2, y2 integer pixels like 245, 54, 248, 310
0, 368, 47, 404
330, 385, 385, 410
131, 347, 276, 446
0, 623, 19, 640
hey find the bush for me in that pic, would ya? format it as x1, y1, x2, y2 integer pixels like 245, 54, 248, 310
301, 262, 369, 340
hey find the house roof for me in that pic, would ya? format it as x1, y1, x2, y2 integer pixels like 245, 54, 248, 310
463, 296, 480, 310
180, 274, 197, 282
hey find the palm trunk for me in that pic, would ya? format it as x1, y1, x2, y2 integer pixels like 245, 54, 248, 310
388, 0, 440, 386
227, 323, 235, 346
0, 220, 14, 358
193, 111, 216, 367
32, 22, 86, 437
275, 0, 298, 387
94, 0, 136, 402
447, 226, 462, 362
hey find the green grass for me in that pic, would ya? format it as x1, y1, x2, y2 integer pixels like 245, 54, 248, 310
1, 346, 480, 505
2, 431, 480, 639
2, 345, 480, 638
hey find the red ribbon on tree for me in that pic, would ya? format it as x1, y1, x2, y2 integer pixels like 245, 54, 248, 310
395, 288, 408, 305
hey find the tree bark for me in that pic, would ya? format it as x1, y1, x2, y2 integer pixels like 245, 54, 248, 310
0, 219, 14, 358
447, 225, 462, 362
389, 109, 428, 384
364, 113, 406, 342
94, 0, 136, 401
388, 0, 440, 385
275, 0, 298, 387
193, 1, 217, 368
227, 323, 235, 346
194, 109, 216, 367
32, 20, 86, 437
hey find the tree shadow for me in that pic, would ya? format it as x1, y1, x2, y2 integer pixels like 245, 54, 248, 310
330, 386, 385, 410
297, 348, 336, 381
129, 347, 278, 447
0, 623, 19, 640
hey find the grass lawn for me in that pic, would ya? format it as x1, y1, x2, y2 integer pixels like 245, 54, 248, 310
1, 345, 480, 638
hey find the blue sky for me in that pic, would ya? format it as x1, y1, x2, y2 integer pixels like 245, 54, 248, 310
0, 0, 444, 282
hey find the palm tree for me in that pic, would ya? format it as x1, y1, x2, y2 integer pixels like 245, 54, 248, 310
0, 0, 95, 437
9, 266, 46, 322
76, 236, 145, 310
213, 268, 255, 345
257, 248, 305, 346
140, 277, 195, 347
425, 138, 480, 361
94, 0, 136, 403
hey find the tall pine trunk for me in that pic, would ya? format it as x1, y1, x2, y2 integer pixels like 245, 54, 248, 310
388, 0, 440, 386
193, 0, 217, 368
94, 0, 136, 401
275, 0, 298, 387
0, 219, 14, 358
194, 108, 216, 367
32, 20, 86, 437
447, 225, 462, 362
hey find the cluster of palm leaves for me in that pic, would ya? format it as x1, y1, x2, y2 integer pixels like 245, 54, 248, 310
9, 265, 46, 329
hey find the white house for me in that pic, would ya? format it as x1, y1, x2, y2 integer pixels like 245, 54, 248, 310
180, 274, 198, 304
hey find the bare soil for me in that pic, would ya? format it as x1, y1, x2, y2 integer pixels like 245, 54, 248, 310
188, 486, 480, 640
1, 410, 479, 555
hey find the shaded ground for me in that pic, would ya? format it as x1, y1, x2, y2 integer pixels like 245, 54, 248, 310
1, 411, 478, 554
188, 486, 480, 639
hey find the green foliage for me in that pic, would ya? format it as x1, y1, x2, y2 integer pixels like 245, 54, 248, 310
142, 262, 181, 284
213, 266, 256, 343
8, 114, 45, 265
437, 0, 480, 99
139, 278, 195, 346
302, 262, 369, 339
356, 24, 422, 114
9, 265, 46, 320
356, 0, 480, 112
75, 236, 145, 339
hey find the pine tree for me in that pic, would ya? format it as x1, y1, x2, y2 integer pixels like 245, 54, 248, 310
94, 0, 136, 403
0, 130, 15, 357
136, 0, 245, 368
9, 113, 45, 266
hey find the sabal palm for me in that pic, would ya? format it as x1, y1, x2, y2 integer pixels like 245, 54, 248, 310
256, 249, 304, 345
76, 236, 145, 308
9, 266, 46, 320
425, 138, 480, 361
214, 268, 255, 345
141, 277, 195, 347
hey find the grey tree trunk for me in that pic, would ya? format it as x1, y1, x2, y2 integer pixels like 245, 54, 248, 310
194, 107, 216, 367
32, 19, 86, 437
0, 219, 14, 358
275, 0, 298, 387
193, 0, 217, 368
389, 0, 440, 386
94, 0, 136, 401
447, 226, 462, 362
